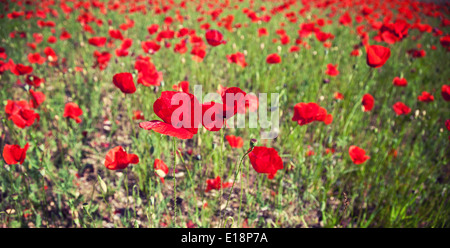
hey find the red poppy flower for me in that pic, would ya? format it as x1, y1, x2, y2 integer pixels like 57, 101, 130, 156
205, 29, 226, 46
417, 91, 434, 102
133, 110, 145, 120
292, 102, 332, 126
289, 46, 300, 53
442, 85, 450, 101
5, 100, 40, 128
142, 41, 161, 54
28, 53, 46, 64
266, 53, 281, 64
226, 52, 247, 68
63, 102, 83, 123
88, 37, 107, 47
112, 72, 136, 94
366, 44, 391, 68
12, 64, 33, 75
205, 176, 232, 192
60, 30, 71, 40
147, 24, 159, 35
172, 81, 189, 93
249, 146, 283, 179
29, 89, 46, 108
139, 91, 201, 139
3, 143, 29, 165
174, 40, 188, 54
326, 64, 339, 76
226, 135, 244, 148
445, 120, 450, 132
44, 47, 58, 62
104, 146, 139, 170
25, 75, 44, 87
154, 159, 169, 183
334, 92, 344, 100
201, 101, 225, 132
156, 30, 174, 41
119, 38, 132, 50
393, 77, 407, 87
134, 56, 163, 86
339, 12, 352, 26
93, 51, 111, 70
392, 102, 411, 115
258, 28, 268, 37
349, 146, 370, 164
47, 36, 57, 43
407, 49, 426, 58
362, 94, 375, 112
191, 47, 206, 62
221, 87, 247, 118
238, 93, 259, 114
350, 49, 361, 56
109, 29, 123, 40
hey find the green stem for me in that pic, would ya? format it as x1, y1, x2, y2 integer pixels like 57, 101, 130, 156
222, 147, 253, 227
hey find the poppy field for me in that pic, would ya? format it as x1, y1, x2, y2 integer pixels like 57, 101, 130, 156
1, 0, 450, 228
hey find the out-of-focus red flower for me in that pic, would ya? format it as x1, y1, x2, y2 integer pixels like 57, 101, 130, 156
142, 41, 161, 54
226, 135, 244, 148
334, 92, 344, 100
147, 24, 159, 35
25, 75, 44, 88
392, 102, 411, 115
292, 102, 332, 125
28, 53, 46, 64
47, 36, 57, 43
60, 30, 71, 40
134, 56, 163, 86
133, 110, 145, 120
366, 44, 391, 68
417, 91, 434, 102
63, 102, 83, 123
5, 100, 40, 128
441, 85, 450, 101
113, 72, 136, 94
249, 146, 283, 179
325, 64, 339, 76
205, 176, 232, 192
154, 159, 169, 183
2, 143, 29, 165
258, 28, 268, 37
266, 53, 281, 64
445, 120, 450, 132
226, 52, 247, 68
407, 49, 426, 58
109, 29, 123, 40
393, 77, 407, 87
29, 89, 46, 108
104, 146, 139, 170
205, 29, 226, 46
339, 12, 352, 26
172, 81, 189, 93
362, 94, 375, 112
88, 37, 107, 47
349, 146, 370, 164
12, 64, 33, 75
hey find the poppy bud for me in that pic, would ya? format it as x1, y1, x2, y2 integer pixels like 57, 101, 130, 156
250, 139, 257, 148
